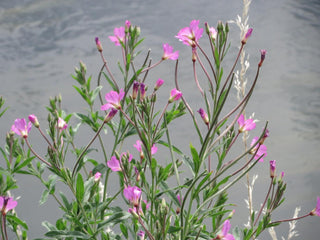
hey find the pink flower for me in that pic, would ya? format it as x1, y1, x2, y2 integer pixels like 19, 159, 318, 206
95, 37, 103, 52
154, 78, 164, 91
162, 43, 179, 60
209, 27, 217, 40
217, 220, 235, 240
58, 117, 68, 130
270, 160, 276, 178
134, 140, 143, 152
107, 156, 122, 172
151, 144, 157, 155
107, 153, 132, 172
198, 108, 209, 125
11, 118, 32, 138
137, 230, 145, 240
124, 186, 141, 206
28, 114, 39, 128
176, 20, 203, 47
310, 196, 320, 217
250, 137, 267, 162
168, 88, 182, 103
134, 140, 157, 156
0, 196, 18, 215
237, 114, 256, 132
109, 26, 125, 46
143, 200, 151, 210
101, 89, 125, 110
134, 140, 144, 159
241, 28, 253, 44
94, 172, 102, 181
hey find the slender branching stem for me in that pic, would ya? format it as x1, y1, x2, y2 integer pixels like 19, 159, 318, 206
254, 178, 273, 226
25, 138, 53, 168
99, 52, 119, 91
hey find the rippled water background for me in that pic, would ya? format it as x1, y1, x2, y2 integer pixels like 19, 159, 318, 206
0, 0, 319, 239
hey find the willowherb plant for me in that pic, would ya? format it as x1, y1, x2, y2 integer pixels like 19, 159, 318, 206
0, 17, 319, 240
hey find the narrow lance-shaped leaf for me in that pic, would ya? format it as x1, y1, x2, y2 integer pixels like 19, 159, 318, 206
76, 173, 84, 202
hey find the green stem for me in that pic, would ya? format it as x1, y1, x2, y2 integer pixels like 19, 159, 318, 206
72, 121, 106, 177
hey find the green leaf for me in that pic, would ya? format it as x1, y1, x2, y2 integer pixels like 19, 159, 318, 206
90, 86, 103, 103
59, 192, 71, 211
158, 163, 173, 182
103, 72, 117, 91
6, 215, 28, 230
190, 143, 200, 173
168, 226, 181, 233
151, 158, 157, 176
42, 220, 57, 231
193, 172, 212, 197
56, 218, 67, 230
158, 140, 183, 155
97, 210, 131, 230
73, 85, 88, 102
120, 223, 128, 238
40, 189, 49, 205
159, 181, 180, 206
13, 156, 35, 173
45, 230, 90, 239
76, 173, 84, 202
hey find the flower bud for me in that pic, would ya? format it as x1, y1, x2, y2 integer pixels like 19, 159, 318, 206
217, 21, 223, 33
129, 208, 139, 218
204, 22, 210, 35
94, 172, 102, 182
125, 20, 131, 32
197, 108, 209, 125
132, 81, 139, 100
225, 22, 229, 33
259, 128, 269, 144
95, 37, 103, 52
140, 83, 146, 101
241, 28, 253, 44
28, 114, 40, 128
79, 61, 87, 74
168, 88, 182, 103
154, 78, 164, 91
104, 109, 118, 123
134, 167, 141, 182
135, 26, 141, 37
258, 49, 267, 67
137, 230, 145, 240
269, 160, 276, 178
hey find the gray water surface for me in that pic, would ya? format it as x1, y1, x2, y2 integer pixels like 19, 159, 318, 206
0, 0, 319, 239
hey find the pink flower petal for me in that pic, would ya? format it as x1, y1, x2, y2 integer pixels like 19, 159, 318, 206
107, 156, 122, 172
151, 144, 157, 155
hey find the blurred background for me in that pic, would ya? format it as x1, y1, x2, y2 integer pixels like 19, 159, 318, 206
0, 0, 319, 239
